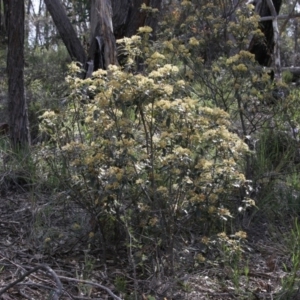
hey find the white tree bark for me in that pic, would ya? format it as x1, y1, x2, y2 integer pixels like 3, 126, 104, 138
265, 0, 281, 81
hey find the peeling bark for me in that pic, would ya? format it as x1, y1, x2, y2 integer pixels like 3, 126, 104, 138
43, 0, 161, 75
87, 0, 118, 75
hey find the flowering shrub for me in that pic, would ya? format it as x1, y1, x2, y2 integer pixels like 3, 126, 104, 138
40, 34, 250, 274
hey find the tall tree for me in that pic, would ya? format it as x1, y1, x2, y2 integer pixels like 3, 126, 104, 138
7, 0, 30, 148
86, 0, 118, 76
44, 0, 86, 65
112, 0, 161, 39
0, 0, 8, 41
45, 0, 161, 75
249, 0, 282, 67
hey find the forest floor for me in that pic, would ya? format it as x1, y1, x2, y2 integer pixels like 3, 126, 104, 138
0, 185, 298, 299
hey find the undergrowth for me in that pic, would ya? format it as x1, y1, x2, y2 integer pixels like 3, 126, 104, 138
39, 30, 251, 284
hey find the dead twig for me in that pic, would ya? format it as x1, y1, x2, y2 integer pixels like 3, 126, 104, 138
58, 275, 123, 300
17, 281, 76, 299
0, 264, 62, 300
18, 288, 33, 299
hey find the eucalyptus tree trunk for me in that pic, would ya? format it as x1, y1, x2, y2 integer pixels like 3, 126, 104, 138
7, 0, 30, 148
111, 0, 131, 39
34, 0, 43, 48
144, 0, 161, 38
249, 0, 282, 67
265, 0, 281, 81
111, 0, 161, 71
43, 0, 161, 76
86, 0, 118, 76
44, 0, 86, 65
0, 0, 8, 40
112, 0, 161, 39
24, 0, 32, 47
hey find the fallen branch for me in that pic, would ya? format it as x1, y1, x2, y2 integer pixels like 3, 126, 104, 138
260, 13, 300, 21
0, 264, 62, 300
58, 275, 123, 300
